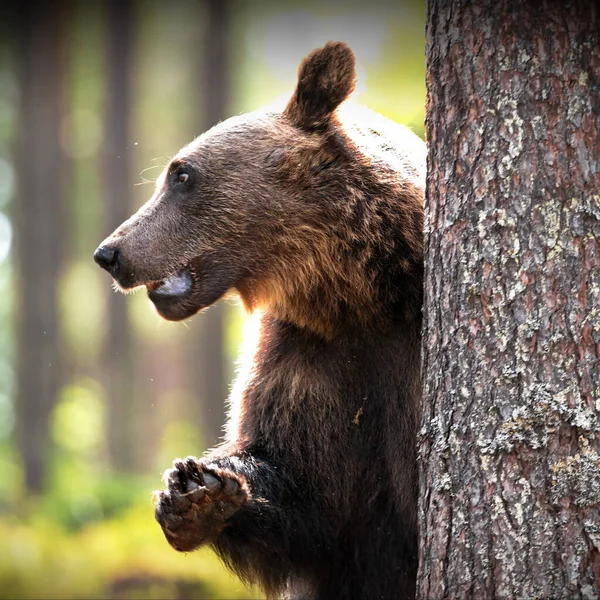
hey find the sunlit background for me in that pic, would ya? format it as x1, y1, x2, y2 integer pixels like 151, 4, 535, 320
0, 0, 425, 597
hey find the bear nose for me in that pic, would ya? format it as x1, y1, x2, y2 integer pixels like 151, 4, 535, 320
93, 245, 120, 272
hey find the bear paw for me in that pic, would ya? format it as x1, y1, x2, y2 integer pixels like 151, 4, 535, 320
153, 456, 249, 552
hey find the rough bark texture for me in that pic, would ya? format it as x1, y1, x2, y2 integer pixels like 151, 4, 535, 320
419, 1, 600, 598
13, 0, 67, 493
102, 0, 136, 471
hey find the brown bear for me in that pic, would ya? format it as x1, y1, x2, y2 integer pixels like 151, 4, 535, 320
94, 42, 425, 600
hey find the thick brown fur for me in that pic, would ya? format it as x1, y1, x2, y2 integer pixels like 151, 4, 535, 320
94, 42, 425, 600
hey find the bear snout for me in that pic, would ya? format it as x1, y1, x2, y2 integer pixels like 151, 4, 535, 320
93, 244, 121, 274
93, 242, 142, 290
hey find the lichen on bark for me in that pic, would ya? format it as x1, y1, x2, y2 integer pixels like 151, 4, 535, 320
419, 1, 600, 598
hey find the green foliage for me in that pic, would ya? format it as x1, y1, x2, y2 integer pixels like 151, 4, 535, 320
60, 263, 106, 365
52, 380, 106, 455
0, 499, 259, 599
0, 441, 255, 599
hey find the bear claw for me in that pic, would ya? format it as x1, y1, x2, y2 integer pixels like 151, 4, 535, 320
154, 456, 249, 552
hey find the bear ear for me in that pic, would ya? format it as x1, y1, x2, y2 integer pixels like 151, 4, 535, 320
284, 41, 356, 132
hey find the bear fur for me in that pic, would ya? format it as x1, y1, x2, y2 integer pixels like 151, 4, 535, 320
94, 42, 425, 600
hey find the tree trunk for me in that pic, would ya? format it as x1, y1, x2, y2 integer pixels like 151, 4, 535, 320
186, 0, 230, 449
102, 0, 136, 471
13, 0, 68, 493
418, 1, 600, 597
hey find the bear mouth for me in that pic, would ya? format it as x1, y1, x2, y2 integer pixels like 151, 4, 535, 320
145, 267, 203, 322
147, 269, 193, 297
142, 256, 238, 322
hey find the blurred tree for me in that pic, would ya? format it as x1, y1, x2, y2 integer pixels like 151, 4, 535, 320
186, 0, 231, 449
419, 0, 600, 597
101, 0, 137, 471
12, 0, 69, 492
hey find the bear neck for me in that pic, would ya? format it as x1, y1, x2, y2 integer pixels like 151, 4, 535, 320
240, 243, 423, 341
239, 164, 424, 340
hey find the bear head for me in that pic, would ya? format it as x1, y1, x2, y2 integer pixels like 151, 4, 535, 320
94, 42, 424, 335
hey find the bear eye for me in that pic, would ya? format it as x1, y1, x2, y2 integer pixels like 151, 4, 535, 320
178, 172, 189, 184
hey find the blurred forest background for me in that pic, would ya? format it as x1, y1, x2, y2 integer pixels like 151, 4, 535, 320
0, 0, 425, 598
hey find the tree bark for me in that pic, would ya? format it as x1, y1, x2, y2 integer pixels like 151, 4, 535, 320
102, 0, 136, 471
418, 1, 600, 597
186, 0, 231, 449
13, 0, 68, 493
